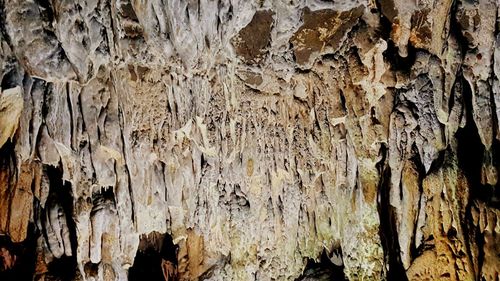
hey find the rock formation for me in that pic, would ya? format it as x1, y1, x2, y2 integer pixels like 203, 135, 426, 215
0, 0, 498, 280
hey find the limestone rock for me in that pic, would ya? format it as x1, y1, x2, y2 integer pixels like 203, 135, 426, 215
0, 87, 23, 148
0, 0, 498, 281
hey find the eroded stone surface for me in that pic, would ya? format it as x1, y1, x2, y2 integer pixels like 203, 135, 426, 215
291, 6, 364, 67
233, 10, 275, 65
0, 0, 498, 281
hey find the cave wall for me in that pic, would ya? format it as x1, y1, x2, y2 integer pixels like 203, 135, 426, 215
0, 0, 499, 280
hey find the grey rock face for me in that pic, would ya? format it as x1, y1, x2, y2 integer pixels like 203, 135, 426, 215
0, 0, 499, 280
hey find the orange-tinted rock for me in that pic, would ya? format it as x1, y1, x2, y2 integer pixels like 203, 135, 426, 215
409, 9, 433, 48
0, 141, 34, 243
177, 229, 210, 280
408, 155, 475, 280
7, 163, 35, 243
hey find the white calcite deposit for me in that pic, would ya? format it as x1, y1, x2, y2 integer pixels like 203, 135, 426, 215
0, 0, 499, 280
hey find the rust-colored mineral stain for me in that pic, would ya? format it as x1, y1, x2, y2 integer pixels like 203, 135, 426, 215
232, 10, 274, 65
290, 6, 364, 66
409, 9, 432, 48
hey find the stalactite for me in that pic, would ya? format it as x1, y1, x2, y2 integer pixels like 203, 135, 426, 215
0, 0, 498, 280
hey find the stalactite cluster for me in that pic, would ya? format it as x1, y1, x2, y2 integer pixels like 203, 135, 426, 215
0, 0, 499, 280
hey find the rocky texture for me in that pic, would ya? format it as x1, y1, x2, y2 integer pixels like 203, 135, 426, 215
0, 0, 498, 280
290, 6, 364, 67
